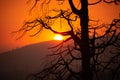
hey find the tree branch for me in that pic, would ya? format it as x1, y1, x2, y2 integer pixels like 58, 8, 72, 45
68, 0, 81, 15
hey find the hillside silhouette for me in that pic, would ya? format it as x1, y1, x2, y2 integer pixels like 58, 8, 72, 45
0, 40, 119, 80
0, 40, 62, 80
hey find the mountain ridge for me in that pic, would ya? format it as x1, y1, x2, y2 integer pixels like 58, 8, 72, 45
0, 40, 63, 80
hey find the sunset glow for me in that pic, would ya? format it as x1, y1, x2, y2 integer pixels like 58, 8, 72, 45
0, 0, 119, 53
54, 34, 63, 41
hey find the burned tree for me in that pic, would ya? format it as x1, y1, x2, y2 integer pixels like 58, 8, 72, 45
16, 0, 120, 80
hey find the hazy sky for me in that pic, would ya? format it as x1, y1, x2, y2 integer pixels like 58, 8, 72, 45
0, 0, 54, 53
0, 0, 30, 53
0, 0, 120, 53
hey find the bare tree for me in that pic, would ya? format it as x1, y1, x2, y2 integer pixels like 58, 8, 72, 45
16, 0, 120, 80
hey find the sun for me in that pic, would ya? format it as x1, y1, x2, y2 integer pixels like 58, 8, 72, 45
54, 34, 63, 41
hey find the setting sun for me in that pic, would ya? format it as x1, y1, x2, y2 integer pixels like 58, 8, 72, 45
54, 34, 63, 41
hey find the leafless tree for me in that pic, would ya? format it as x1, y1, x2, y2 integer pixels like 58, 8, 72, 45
16, 0, 120, 80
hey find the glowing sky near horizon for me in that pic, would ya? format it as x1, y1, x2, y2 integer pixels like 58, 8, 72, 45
0, 0, 120, 53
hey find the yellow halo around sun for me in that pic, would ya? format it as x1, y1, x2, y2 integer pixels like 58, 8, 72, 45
54, 34, 63, 41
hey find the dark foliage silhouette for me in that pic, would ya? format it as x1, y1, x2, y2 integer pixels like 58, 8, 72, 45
16, 0, 120, 80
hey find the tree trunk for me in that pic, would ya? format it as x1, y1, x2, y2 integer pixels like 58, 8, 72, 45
80, 0, 92, 80
69, 0, 92, 80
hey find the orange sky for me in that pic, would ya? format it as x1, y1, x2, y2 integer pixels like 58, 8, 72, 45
0, 0, 120, 53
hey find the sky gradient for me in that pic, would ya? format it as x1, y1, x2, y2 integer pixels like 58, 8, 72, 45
0, 0, 120, 53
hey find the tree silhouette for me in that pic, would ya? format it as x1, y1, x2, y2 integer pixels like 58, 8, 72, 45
17, 0, 120, 80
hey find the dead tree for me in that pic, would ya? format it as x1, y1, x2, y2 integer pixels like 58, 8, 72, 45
16, 0, 120, 80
